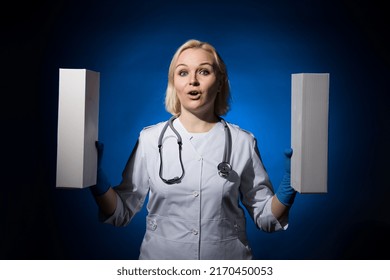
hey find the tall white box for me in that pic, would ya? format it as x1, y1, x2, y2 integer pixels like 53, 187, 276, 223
291, 73, 329, 193
56, 69, 100, 188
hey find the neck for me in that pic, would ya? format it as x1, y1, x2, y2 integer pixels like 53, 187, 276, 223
178, 111, 219, 133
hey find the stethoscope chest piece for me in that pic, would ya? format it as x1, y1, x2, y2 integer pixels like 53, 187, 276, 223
217, 162, 232, 178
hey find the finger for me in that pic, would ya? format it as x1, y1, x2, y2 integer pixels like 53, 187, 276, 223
284, 148, 293, 158
95, 141, 104, 153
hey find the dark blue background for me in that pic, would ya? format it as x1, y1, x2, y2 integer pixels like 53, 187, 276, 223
2, 0, 389, 259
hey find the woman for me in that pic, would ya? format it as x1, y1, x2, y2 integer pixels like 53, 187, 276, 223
91, 39, 296, 259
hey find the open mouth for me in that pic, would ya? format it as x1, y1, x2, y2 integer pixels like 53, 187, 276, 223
188, 90, 200, 96
187, 91, 201, 99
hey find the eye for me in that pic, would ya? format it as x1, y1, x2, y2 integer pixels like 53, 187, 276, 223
199, 69, 210, 76
178, 70, 188, 77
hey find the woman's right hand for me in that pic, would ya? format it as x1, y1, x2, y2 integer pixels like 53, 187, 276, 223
90, 141, 117, 216
90, 141, 111, 196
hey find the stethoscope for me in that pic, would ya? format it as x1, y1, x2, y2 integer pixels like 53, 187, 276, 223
158, 115, 232, 184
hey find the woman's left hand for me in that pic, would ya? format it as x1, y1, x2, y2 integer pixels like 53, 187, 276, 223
275, 148, 297, 207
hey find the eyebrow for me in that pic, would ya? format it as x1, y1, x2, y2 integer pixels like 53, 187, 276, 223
175, 62, 214, 69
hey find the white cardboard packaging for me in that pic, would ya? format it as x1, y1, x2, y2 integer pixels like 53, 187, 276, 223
291, 73, 329, 193
56, 69, 100, 188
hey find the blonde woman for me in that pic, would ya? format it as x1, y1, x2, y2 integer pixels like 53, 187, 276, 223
91, 39, 296, 260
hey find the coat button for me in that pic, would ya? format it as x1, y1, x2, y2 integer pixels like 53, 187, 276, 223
149, 220, 157, 231
192, 191, 199, 197
192, 229, 199, 235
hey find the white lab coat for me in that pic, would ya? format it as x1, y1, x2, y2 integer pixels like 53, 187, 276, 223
103, 118, 287, 259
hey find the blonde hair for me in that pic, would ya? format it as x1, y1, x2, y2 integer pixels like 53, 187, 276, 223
165, 39, 231, 116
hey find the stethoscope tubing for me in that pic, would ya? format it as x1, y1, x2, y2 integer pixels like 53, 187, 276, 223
158, 116, 232, 184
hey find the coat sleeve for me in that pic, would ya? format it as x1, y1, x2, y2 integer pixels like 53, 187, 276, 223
101, 132, 150, 227
239, 137, 288, 232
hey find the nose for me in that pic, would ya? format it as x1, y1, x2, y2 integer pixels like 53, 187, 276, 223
189, 81, 200, 86
189, 73, 199, 86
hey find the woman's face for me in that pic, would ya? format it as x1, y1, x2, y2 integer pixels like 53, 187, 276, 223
173, 48, 220, 117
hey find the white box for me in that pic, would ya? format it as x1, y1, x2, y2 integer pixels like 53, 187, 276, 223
56, 69, 100, 188
291, 73, 329, 193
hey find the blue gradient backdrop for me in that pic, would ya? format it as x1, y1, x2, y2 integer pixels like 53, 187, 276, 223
3, 0, 389, 259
